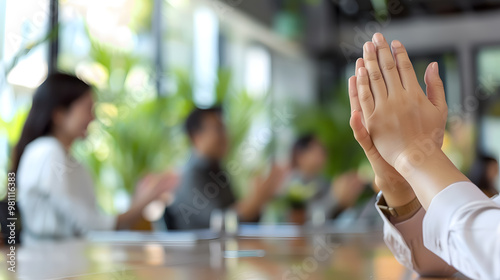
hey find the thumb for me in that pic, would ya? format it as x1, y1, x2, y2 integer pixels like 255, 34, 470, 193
350, 110, 384, 163
350, 110, 372, 153
425, 62, 448, 117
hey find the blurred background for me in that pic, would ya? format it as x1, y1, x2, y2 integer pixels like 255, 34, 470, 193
1, 0, 500, 220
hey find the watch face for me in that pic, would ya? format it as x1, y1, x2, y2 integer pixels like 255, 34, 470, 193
377, 205, 393, 216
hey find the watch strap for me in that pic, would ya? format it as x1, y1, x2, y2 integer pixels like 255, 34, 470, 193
378, 193, 421, 218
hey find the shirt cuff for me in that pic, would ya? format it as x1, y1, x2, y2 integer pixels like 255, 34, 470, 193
375, 193, 414, 270
422, 181, 491, 263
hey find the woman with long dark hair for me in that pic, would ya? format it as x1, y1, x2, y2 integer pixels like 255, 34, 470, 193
13, 73, 176, 242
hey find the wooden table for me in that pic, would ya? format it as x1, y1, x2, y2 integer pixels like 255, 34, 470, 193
0, 226, 469, 280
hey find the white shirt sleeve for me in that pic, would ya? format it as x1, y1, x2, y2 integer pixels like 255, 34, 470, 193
42, 145, 116, 233
375, 195, 457, 277
18, 137, 116, 239
423, 181, 500, 280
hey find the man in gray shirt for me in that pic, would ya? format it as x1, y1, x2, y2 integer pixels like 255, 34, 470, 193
164, 107, 286, 230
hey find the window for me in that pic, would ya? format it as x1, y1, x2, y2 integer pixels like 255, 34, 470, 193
193, 6, 219, 107
1, 0, 51, 198
477, 46, 500, 185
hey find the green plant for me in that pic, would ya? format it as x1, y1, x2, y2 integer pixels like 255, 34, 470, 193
1, 23, 57, 193
290, 83, 367, 178
0, 108, 29, 199
0, 108, 29, 149
72, 78, 196, 212
284, 181, 316, 209
70, 58, 267, 213
1, 2, 267, 214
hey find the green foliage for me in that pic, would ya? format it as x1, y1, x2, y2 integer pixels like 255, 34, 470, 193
71, 35, 265, 212
0, 108, 29, 199
284, 181, 316, 208
5, 24, 59, 74
290, 82, 367, 178
129, 0, 154, 33
73, 75, 195, 198
222, 89, 268, 198
0, 108, 29, 148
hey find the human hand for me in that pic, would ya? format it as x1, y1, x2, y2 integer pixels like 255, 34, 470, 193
349, 58, 412, 198
133, 171, 179, 208
254, 164, 289, 199
331, 172, 365, 208
356, 33, 448, 170
237, 164, 289, 222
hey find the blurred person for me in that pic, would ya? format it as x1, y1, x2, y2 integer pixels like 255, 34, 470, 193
12, 73, 177, 243
277, 134, 366, 224
349, 33, 499, 279
468, 154, 499, 198
163, 107, 287, 230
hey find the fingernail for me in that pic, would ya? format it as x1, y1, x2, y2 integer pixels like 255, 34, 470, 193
373, 33, 384, 46
358, 67, 367, 77
364, 42, 375, 53
432, 62, 439, 74
392, 40, 402, 48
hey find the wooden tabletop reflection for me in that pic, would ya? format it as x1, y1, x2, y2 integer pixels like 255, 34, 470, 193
0, 228, 469, 280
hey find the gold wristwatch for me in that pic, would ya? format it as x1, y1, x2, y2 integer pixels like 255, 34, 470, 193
377, 193, 421, 218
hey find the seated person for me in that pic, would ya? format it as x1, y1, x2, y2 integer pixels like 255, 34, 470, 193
468, 154, 499, 198
348, 33, 499, 279
270, 134, 365, 224
14, 73, 176, 243
163, 107, 286, 230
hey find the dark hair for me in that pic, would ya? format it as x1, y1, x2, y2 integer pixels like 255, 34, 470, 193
184, 106, 223, 141
468, 154, 499, 195
291, 133, 318, 168
10, 73, 91, 173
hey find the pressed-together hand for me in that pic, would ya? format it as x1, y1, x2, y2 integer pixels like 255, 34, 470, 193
349, 34, 447, 205
349, 59, 413, 206
349, 33, 449, 208
356, 33, 447, 169
350, 33, 469, 209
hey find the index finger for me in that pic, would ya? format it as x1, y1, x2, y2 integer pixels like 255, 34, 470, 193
348, 75, 361, 112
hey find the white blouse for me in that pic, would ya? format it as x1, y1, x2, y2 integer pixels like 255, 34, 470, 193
378, 181, 500, 280
18, 136, 116, 242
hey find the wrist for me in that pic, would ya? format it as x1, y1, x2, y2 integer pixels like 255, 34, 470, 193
394, 138, 438, 173
378, 184, 416, 208
378, 193, 421, 222
394, 148, 469, 209
374, 171, 415, 207
391, 129, 445, 171
396, 148, 448, 180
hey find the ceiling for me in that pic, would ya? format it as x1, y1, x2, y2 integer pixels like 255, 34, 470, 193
232, 0, 500, 26
227, 0, 500, 57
